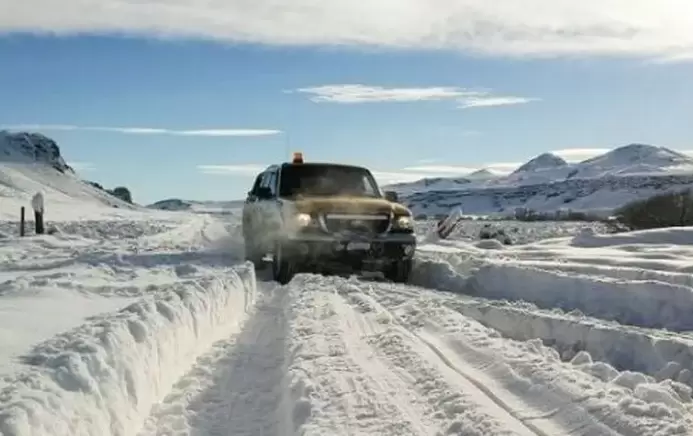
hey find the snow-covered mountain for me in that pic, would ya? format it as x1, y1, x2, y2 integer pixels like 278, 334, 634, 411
0, 130, 138, 219
514, 152, 567, 173
466, 168, 502, 180
387, 144, 693, 217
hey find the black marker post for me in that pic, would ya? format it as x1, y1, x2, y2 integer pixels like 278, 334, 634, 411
31, 192, 45, 235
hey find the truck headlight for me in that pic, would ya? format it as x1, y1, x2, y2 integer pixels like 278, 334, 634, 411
295, 213, 312, 227
394, 216, 413, 230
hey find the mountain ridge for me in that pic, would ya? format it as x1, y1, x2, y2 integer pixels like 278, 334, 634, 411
386, 144, 693, 217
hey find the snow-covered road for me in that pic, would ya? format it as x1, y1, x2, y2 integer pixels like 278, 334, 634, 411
141, 272, 693, 436
2, 210, 693, 436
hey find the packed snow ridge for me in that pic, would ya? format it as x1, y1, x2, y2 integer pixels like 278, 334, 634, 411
388, 144, 693, 217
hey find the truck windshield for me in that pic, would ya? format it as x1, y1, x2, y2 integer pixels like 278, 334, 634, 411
279, 165, 381, 198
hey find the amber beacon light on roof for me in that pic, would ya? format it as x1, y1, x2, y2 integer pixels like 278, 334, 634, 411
292, 152, 304, 164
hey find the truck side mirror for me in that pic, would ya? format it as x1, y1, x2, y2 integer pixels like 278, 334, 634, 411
384, 190, 398, 202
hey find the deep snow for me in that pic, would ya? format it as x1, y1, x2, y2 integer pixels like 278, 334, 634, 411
1, 196, 693, 435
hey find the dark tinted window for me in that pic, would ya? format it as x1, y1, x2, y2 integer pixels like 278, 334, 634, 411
279, 164, 380, 198
250, 173, 263, 195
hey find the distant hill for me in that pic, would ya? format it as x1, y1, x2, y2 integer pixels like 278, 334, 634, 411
148, 199, 245, 213
0, 130, 138, 219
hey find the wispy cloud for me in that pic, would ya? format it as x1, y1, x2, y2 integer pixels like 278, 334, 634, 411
292, 84, 537, 109
3, 1, 691, 60
291, 85, 476, 103
402, 162, 520, 174
400, 165, 479, 174
70, 161, 96, 172
197, 164, 267, 175
197, 146, 693, 184
370, 171, 439, 185
550, 148, 612, 162
458, 96, 540, 109
1, 124, 282, 137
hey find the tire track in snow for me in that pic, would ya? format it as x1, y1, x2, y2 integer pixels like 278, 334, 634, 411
139, 284, 295, 436
290, 275, 539, 436
288, 280, 433, 435
368, 281, 693, 390
345, 277, 693, 435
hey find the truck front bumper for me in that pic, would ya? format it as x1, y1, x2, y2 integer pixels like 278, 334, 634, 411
282, 232, 416, 273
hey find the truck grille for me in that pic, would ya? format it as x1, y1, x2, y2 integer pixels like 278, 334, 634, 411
320, 213, 391, 235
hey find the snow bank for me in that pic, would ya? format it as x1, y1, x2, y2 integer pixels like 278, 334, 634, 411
571, 226, 693, 248
511, 259, 693, 288
350, 278, 693, 435
467, 263, 693, 331
444, 298, 693, 388
0, 262, 257, 436
415, 224, 693, 332
411, 225, 693, 390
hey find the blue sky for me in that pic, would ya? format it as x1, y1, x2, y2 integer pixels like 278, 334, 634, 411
1, 1, 692, 204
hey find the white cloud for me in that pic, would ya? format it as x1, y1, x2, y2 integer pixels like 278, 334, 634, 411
370, 171, 438, 185
550, 148, 612, 162
292, 85, 478, 103
197, 164, 267, 175
400, 165, 479, 174
292, 84, 536, 109
197, 147, 693, 183
70, 161, 96, 171
458, 96, 540, 109
402, 162, 520, 174
1, 124, 281, 137
2, 1, 691, 59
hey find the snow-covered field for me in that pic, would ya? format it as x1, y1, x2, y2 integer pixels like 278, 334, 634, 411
2, 197, 693, 436
414, 218, 612, 245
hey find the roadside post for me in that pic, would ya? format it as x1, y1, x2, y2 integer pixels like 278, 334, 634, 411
31, 192, 45, 235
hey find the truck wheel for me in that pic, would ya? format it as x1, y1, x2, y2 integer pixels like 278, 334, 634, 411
272, 241, 296, 285
385, 258, 412, 283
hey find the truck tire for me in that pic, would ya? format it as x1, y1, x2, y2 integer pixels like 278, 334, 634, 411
385, 258, 412, 283
272, 241, 296, 285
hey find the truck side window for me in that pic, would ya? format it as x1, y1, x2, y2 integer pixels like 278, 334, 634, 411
250, 173, 263, 196
267, 170, 278, 197
259, 170, 276, 198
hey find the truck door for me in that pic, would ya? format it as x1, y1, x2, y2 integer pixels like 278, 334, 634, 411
255, 169, 282, 251
243, 172, 264, 237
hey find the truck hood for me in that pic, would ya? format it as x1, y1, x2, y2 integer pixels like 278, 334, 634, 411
293, 196, 410, 216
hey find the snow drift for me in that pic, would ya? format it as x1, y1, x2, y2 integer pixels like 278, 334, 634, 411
410, 224, 693, 392
0, 262, 257, 436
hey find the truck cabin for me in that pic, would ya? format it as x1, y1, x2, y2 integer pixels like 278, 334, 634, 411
279, 162, 383, 199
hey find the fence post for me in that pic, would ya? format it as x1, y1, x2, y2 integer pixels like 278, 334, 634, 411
31, 192, 45, 235
20, 206, 25, 237
35, 209, 44, 235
